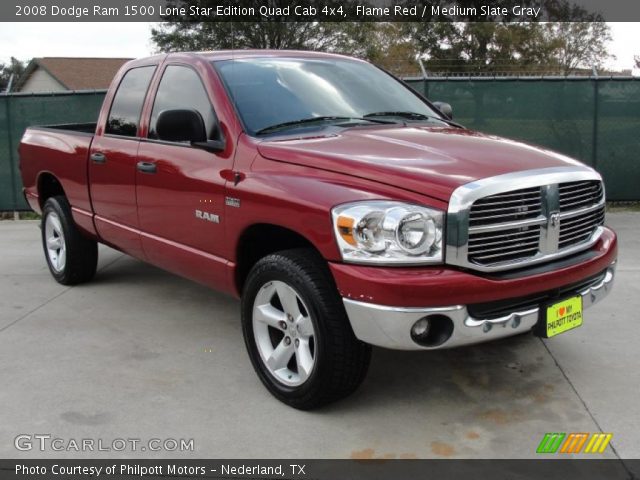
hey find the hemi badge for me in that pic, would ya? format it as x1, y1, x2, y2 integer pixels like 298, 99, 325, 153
225, 197, 241, 208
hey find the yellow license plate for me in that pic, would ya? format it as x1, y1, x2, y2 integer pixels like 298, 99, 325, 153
545, 296, 583, 338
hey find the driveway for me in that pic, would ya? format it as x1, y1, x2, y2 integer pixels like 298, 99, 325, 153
0, 213, 638, 460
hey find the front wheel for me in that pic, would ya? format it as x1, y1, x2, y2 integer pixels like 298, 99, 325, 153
241, 249, 371, 410
41, 196, 98, 285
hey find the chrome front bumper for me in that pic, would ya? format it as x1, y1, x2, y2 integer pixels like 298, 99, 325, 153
343, 263, 616, 350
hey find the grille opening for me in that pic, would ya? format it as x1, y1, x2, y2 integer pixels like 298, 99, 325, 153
470, 186, 542, 227
468, 225, 541, 265
559, 180, 603, 211
559, 205, 605, 249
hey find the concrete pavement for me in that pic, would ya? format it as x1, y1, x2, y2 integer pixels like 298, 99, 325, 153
0, 214, 638, 460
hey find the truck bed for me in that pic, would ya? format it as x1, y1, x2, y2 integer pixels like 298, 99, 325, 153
19, 125, 95, 234
30, 122, 97, 135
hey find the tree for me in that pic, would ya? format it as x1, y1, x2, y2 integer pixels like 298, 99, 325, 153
635, 55, 640, 69
406, 0, 612, 76
361, 23, 421, 76
410, 20, 611, 76
542, 0, 612, 74
152, 21, 374, 54
0, 57, 25, 92
151, 0, 375, 57
542, 22, 612, 74
412, 22, 556, 75
151, 0, 613, 78
405, 0, 555, 75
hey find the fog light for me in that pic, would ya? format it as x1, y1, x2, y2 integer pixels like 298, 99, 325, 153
411, 317, 431, 342
410, 314, 454, 347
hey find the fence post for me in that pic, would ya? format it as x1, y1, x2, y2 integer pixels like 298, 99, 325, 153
3, 95, 18, 211
591, 77, 599, 169
418, 58, 429, 98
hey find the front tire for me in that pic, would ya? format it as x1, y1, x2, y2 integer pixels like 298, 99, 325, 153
242, 248, 371, 410
41, 196, 98, 285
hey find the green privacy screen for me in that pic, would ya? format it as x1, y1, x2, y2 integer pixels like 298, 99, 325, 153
0, 91, 105, 210
406, 77, 640, 201
1, 79, 639, 210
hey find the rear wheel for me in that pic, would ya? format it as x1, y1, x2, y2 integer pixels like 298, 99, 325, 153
41, 196, 98, 285
241, 248, 371, 410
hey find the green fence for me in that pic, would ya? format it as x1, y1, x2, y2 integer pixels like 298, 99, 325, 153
406, 77, 640, 201
0, 90, 106, 211
1, 79, 639, 211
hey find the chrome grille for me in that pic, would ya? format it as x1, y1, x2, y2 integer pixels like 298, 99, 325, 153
446, 168, 606, 272
468, 225, 541, 264
559, 205, 605, 249
559, 180, 603, 211
469, 187, 542, 227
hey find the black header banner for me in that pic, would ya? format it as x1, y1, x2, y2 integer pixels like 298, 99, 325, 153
4, 0, 640, 22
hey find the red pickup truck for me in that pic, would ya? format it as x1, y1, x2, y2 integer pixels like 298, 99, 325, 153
19, 51, 617, 409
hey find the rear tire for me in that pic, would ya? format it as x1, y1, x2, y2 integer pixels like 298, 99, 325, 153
241, 248, 371, 410
41, 196, 98, 285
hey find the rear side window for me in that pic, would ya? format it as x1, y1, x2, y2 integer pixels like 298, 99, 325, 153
148, 65, 217, 140
106, 66, 155, 137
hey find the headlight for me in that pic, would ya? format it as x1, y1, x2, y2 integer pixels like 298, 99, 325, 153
332, 201, 444, 265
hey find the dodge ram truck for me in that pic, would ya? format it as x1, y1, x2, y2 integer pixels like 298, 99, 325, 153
19, 51, 617, 409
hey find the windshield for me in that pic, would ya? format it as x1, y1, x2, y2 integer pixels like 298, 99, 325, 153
214, 57, 445, 135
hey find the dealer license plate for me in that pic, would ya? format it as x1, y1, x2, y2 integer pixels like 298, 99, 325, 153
541, 296, 584, 338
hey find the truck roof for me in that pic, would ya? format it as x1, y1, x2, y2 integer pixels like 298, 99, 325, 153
198, 50, 358, 61
126, 50, 362, 68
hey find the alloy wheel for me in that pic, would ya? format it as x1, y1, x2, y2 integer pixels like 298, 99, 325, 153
252, 280, 317, 387
45, 212, 66, 273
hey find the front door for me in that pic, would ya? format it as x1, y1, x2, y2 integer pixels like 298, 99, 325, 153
135, 64, 234, 288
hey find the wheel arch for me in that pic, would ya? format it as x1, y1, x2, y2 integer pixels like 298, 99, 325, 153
234, 223, 324, 295
37, 171, 67, 208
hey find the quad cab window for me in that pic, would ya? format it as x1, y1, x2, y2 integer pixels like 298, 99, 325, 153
105, 66, 155, 137
148, 65, 218, 141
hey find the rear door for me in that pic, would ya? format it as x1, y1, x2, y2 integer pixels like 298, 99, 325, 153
135, 63, 235, 288
89, 65, 156, 258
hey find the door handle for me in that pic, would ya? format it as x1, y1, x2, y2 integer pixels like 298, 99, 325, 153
90, 152, 106, 164
136, 161, 157, 174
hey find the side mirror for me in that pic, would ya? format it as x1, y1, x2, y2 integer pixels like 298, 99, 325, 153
433, 101, 453, 120
156, 109, 207, 143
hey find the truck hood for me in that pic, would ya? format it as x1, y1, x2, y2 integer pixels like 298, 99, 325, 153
257, 126, 586, 201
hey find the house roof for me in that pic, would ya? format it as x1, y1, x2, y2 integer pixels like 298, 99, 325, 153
17, 57, 132, 91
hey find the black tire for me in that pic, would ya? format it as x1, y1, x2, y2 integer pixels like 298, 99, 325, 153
241, 248, 371, 410
41, 196, 98, 285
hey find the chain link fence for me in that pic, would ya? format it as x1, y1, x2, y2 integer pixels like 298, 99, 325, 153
0, 90, 106, 211
406, 76, 640, 200
1, 78, 639, 211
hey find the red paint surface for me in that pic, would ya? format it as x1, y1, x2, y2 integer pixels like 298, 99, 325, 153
330, 228, 617, 307
19, 51, 618, 304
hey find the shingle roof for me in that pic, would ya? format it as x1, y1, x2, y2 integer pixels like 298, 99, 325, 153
18, 57, 132, 91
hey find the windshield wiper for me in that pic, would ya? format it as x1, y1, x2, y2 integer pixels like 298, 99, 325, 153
364, 111, 461, 127
256, 116, 394, 135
